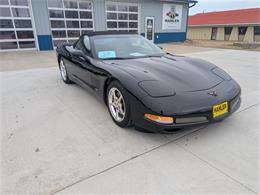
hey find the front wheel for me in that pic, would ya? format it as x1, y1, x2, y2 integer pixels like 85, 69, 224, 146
59, 57, 72, 84
107, 81, 131, 127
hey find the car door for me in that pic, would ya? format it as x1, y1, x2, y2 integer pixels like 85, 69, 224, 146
69, 37, 92, 87
80, 35, 108, 93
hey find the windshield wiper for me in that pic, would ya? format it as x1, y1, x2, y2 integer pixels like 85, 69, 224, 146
101, 55, 164, 60
145, 54, 164, 58
102, 57, 131, 60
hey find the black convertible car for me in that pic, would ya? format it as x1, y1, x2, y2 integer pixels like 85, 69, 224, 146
56, 31, 241, 133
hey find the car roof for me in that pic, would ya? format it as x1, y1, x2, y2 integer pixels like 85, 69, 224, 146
82, 31, 138, 37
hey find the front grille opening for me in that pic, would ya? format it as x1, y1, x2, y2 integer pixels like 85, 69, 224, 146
175, 116, 208, 124
164, 128, 182, 133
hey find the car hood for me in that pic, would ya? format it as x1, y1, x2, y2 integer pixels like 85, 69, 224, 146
104, 55, 224, 97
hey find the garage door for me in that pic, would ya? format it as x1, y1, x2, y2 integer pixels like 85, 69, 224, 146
47, 0, 94, 48
0, 0, 37, 51
106, 2, 139, 33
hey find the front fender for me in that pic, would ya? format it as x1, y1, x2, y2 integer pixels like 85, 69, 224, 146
95, 61, 149, 103
106, 65, 149, 100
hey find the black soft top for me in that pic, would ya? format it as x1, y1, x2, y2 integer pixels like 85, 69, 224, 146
82, 31, 137, 37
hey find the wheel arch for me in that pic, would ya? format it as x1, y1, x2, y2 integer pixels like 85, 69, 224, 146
102, 72, 148, 106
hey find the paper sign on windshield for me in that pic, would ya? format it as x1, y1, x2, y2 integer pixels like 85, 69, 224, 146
98, 51, 116, 59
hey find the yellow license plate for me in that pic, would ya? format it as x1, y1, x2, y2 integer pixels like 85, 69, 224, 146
213, 101, 228, 118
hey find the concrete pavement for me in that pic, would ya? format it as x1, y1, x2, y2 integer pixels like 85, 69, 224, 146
0, 46, 259, 194
0, 51, 56, 72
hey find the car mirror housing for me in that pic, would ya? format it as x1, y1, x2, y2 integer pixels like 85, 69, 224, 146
73, 50, 91, 62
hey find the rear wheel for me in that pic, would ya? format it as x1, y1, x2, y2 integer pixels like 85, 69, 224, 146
59, 57, 72, 84
107, 81, 131, 127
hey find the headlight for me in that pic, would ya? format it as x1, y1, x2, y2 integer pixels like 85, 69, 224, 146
144, 114, 174, 124
138, 80, 176, 97
212, 67, 232, 81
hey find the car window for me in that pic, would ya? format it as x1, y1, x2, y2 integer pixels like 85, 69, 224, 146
83, 35, 91, 51
92, 35, 164, 60
130, 38, 154, 51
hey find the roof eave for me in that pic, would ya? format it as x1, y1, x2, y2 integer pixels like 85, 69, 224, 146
159, 0, 198, 4
189, 23, 260, 27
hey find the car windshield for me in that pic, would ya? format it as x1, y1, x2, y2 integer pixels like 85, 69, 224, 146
91, 35, 165, 60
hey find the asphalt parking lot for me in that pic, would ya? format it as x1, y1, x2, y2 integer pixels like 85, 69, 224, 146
0, 45, 259, 194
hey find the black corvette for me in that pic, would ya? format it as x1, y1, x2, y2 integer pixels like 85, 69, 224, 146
56, 31, 241, 133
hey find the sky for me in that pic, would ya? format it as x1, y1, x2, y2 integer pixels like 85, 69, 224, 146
189, 0, 260, 15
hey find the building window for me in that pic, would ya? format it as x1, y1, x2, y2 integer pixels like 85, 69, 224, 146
224, 27, 232, 35
238, 26, 248, 41
254, 26, 260, 35
0, 0, 36, 51
224, 27, 232, 41
238, 27, 247, 35
47, 0, 94, 48
106, 2, 139, 33
254, 26, 260, 42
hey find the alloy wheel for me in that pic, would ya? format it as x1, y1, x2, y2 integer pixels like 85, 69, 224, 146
108, 87, 126, 122
60, 59, 67, 81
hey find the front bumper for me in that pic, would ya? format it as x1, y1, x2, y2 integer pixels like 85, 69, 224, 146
131, 93, 241, 133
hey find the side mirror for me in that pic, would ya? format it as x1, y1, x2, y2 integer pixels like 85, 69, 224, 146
73, 50, 90, 62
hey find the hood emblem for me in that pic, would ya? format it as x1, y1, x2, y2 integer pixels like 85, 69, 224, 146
208, 91, 218, 97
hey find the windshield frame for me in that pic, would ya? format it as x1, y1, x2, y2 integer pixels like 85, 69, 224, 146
89, 34, 165, 60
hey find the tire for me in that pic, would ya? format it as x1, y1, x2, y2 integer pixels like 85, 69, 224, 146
107, 81, 131, 127
59, 57, 72, 84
